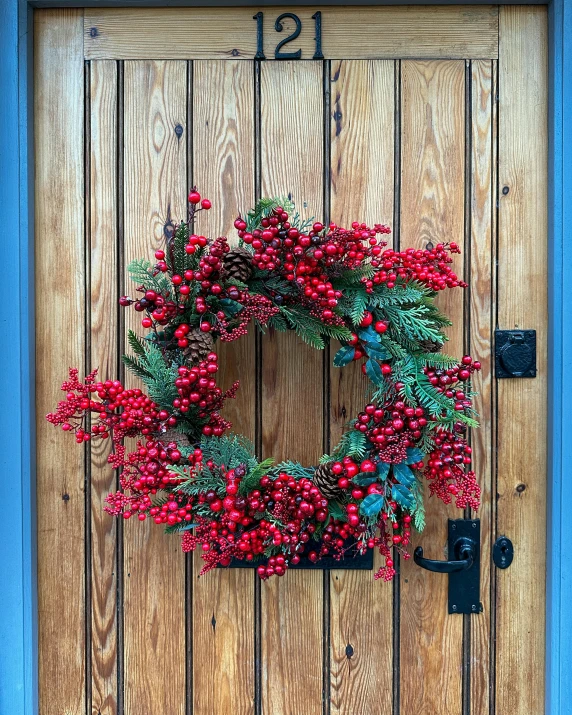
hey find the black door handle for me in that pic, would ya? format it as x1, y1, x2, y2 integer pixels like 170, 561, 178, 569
414, 536, 475, 574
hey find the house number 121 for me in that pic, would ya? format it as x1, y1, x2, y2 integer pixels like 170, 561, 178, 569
252, 12, 324, 60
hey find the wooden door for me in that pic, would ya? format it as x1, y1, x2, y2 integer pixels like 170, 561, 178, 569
34, 7, 547, 714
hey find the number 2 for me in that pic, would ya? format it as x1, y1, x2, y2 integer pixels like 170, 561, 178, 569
274, 13, 302, 59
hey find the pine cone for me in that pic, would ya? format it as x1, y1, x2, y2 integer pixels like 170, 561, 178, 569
418, 339, 442, 353
160, 429, 190, 447
313, 462, 342, 500
184, 327, 214, 364
223, 247, 254, 283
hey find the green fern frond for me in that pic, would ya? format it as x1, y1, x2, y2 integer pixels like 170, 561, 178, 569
121, 354, 152, 381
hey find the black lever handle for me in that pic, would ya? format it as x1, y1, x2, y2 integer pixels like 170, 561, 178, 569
414, 536, 475, 574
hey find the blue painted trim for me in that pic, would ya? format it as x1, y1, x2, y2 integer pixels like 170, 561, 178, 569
0, 1, 37, 714
0, 1, 569, 713
547, 0, 572, 712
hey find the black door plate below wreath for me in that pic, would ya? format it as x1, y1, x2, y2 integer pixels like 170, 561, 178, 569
227, 540, 374, 570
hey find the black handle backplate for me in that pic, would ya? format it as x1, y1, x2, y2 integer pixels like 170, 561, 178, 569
414, 518, 483, 615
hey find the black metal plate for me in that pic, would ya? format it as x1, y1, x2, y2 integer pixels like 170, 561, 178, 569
227, 539, 374, 570
493, 536, 514, 569
495, 329, 537, 378
448, 519, 483, 614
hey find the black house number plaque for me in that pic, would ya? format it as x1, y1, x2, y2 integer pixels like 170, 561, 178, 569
253, 11, 324, 60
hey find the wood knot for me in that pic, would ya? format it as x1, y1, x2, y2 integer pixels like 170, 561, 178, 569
174, 124, 184, 139
231, 49, 240, 57
62, 493, 70, 502
515, 483, 526, 494
345, 643, 354, 659
89, 27, 99, 38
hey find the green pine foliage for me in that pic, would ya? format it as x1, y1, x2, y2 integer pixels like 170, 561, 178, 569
278, 305, 353, 349
269, 461, 315, 481
412, 477, 426, 532
127, 330, 147, 357
121, 354, 151, 381
244, 197, 294, 234
128, 258, 171, 295
324, 429, 368, 463
139, 343, 179, 410
200, 433, 258, 471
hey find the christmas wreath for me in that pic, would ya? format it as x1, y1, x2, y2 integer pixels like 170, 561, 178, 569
48, 190, 480, 581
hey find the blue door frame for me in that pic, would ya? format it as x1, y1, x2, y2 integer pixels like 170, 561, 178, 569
1, 1, 570, 712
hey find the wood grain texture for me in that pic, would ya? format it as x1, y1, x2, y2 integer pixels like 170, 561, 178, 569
399, 60, 466, 715
34, 9, 86, 715
123, 60, 187, 715
89, 59, 119, 715
497, 8, 548, 714
192, 60, 256, 715
260, 61, 324, 715
84, 7, 499, 61
468, 59, 494, 715
328, 60, 394, 715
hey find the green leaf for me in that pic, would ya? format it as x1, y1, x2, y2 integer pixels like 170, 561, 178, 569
219, 298, 244, 316
393, 462, 415, 487
357, 326, 379, 343
333, 345, 355, 367
406, 447, 425, 464
363, 343, 389, 361
327, 500, 347, 521
376, 461, 391, 481
391, 484, 415, 509
360, 493, 384, 518
352, 472, 378, 486
365, 358, 384, 387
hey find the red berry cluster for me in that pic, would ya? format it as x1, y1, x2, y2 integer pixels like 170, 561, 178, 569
123, 288, 181, 328
425, 355, 482, 399
362, 243, 467, 292
235, 208, 390, 321
46, 369, 172, 445
424, 427, 480, 510
353, 400, 427, 464
173, 353, 239, 436
217, 293, 280, 342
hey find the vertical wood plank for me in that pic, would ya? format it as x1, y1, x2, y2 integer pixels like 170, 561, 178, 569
399, 60, 466, 715
328, 59, 394, 715
123, 60, 187, 715
34, 9, 86, 715
90, 59, 119, 715
192, 59, 256, 715
260, 61, 324, 715
468, 59, 494, 715
497, 9, 548, 714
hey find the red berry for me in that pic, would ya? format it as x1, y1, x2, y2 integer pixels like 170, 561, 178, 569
201, 199, 212, 210
360, 311, 373, 327
188, 190, 201, 204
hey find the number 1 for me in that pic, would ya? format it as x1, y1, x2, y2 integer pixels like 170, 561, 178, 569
253, 12, 265, 60
312, 12, 324, 60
